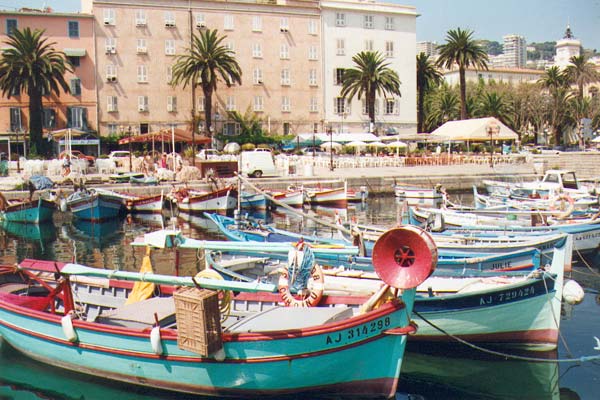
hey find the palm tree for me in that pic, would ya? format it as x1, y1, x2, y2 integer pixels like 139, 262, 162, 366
475, 92, 512, 126
436, 28, 489, 120
538, 66, 570, 144
0, 27, 72, 155
425, 84, 460, 130
340, 51, 401, 130
171, 29, 242, 142
564, 55, 600, 100
416, 52, 442, 132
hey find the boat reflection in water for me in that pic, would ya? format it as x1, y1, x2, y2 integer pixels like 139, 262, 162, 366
0, 220, 57, 259
399, 344, 565, 400
69, 218, 124, 248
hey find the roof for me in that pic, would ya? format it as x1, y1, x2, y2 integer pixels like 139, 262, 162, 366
297, 133, 379, 143
431, 117, 518, 141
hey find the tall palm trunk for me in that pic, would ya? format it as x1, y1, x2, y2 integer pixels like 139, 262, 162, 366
368, 85, 376, 128
203, 85, 213, 138
27, 86, 44, 155
459, 66, 467, 120
417, 90, 425, 133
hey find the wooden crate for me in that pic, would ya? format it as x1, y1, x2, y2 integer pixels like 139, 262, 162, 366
173, 287, 222, 356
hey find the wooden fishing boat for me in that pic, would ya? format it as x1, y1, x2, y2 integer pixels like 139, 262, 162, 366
109, 172, 145, 183
0, 234, 428, 398
129, 175, 159, 185
305, 186, 348, 207
94, 188, 164, 214
393, 185, 444, 207
347, 186, 369, 202
170, 187, 238, 214
65, 189, 123, 221
266, 189, 305, 208
240, 192, 267, 210
0, 197, 56, 223
472, 186, 598, 212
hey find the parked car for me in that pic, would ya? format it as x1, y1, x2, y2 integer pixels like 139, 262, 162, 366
108, 151, 131, 161
58, 150, 95, 165
301, 147, 325, 155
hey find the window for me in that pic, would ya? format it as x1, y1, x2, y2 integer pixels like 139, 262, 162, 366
308, 45, 318, 60
108, 124, 118, 135
335, 13, 345, 27
253, 68, 263, 85
105, 37, 116, 54
164, 11, 175, 27
280, 43, 289, 59
334, 68, 344, 85
106, 64, 117, 81
334, 97, 348, 114
384, 98, 396, 115
138, 96, 149, 112
308, 19, 318, 35
280, 17, 289, 32
309, 97, 318, 112
385, 16, 394, 30
136, 38, 147, 54
166, 65, 173, 83
195, 13, 205, 28
70, 78, 81, 96
167, 96, 177, 112
42, 108, 56, 128
365, 40, 373, 51
107, 96, 118, 112
103, 9, 115, 25
67, 107, 87, 129
6, 19, 17, 35
165, 40, 176, 55
362, 99, 379, 115
364, 15, 374, 29
137, 65, 148, 83
225, 41, 234, 52
198, 96, 205, 112
252, 16, 262, 32
280, 69, 290, 86
253, 96, 264, 112
68, 56, 80, 67
135, 10, 147, 26
283, 122, 290, 135
281, 96, 291, 112
252, 43, 262, 58
68, 21, 79, 38
336, 39, 345, 56
226, 96, 236, 111
9, 108, 22, 131
309, 69, 317, 86
385, 41, 394, 58
224, 15, 234, 30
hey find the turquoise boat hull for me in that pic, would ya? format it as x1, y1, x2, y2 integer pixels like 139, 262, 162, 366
0, 261, 417, 398
0, 198, 55, 223
67, 191, 123, 221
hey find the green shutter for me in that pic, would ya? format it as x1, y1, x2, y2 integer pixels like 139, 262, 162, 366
66, 107, 72, 128
82, 108, 89, 131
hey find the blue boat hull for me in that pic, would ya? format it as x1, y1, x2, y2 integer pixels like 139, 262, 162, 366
1, 198, 55, 223
68, 192, 123, 221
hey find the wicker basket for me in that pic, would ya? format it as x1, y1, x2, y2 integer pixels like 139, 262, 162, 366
173, 287, 222, 356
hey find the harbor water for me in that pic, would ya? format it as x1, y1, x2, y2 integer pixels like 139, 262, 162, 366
0, 195, 598, 399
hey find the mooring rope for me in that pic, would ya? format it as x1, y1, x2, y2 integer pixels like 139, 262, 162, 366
575, 248, 600, 278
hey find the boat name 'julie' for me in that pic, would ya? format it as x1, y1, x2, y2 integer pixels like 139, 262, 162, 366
491, 261, 512, 270
325, 317, 391, 345
479, 287, 535, 305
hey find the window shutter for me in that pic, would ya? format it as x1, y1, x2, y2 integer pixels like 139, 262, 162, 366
82, 108, 88, 131
66, 106, 72, 128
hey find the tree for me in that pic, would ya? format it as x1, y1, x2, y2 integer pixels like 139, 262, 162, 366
340, 51, 401, 130
425, 84, 460, 131
416, 53, 442, 132
474, 92, 512, 126
171, 29, 242, 143
564, 55, 600, 100
0, 27, 72, 156
436, 28, 489, 120
538, 66, 570, 144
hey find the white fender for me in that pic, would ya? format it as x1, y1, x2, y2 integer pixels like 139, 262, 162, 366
213, 347, 226, 361
150, 326, 163, 355
563, 279, 585, 305
61, 314, 78, 342
59, 198, 68, 213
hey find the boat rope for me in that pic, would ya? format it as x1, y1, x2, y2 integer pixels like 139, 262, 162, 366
237, 173, 353, 235
542, 271, 574, 358
574, 248, 600, 278
288, 242, 315, 293
412, 310, 600, 364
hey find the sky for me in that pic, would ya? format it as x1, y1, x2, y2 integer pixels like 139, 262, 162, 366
4, 0, 600, 50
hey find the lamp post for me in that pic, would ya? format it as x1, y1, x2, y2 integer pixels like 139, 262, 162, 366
128, 126, 133, 172
16, 128, 21, 173
312, 125, 317, 158
328, 125, 334, 172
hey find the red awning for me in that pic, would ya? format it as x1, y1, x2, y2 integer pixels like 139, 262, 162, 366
118, 129, 211, 145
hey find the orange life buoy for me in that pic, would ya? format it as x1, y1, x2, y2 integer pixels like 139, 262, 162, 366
549, 193, 575, 219
278, 263, 324, 307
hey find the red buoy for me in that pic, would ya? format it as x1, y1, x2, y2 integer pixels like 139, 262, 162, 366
372, 226, 437, 289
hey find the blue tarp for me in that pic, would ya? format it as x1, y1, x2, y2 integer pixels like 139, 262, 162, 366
28, 175, 54, 191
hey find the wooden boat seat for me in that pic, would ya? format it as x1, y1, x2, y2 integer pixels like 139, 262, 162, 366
226, 306, 353, 333
217, 257, 269, 272
94, 296, 176, 329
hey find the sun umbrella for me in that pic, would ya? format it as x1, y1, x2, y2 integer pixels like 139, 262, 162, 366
223, 142, 241, 154
386, 140, 408, 148
592, 136, 600, 143
345, 140, 368, 148
320, 142, 342, 150
368, 141, 387, 147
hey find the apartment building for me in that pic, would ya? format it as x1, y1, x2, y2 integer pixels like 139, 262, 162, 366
443, 67, 542, 86
321, 0, 417, 135
502, 34, 527, 69
83, 0, 323, 137
0, 9, 96, 141
417, 41, 438, 58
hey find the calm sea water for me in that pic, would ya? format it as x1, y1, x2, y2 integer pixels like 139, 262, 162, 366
0, 195, 598, 400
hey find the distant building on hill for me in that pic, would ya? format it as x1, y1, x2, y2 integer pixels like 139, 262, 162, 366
502, 34, 527, 68
416, 41, 438, 58
443, 67, 542, 86
554, 24, 581, 69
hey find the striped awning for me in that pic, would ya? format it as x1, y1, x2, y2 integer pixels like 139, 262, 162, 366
64, 48, 86, 57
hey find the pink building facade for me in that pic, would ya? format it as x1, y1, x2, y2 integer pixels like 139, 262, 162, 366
0, 9, 97, 143
84, 0, 323, 139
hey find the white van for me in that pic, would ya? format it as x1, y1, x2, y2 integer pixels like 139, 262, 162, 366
240, 151, 277, 178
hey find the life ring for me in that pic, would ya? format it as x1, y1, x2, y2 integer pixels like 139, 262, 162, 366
549, 193, 575, 219
278, 263, 324, 307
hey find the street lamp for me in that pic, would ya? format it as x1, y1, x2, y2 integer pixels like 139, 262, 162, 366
328, 125, 334, 171
127, 126, 133, 172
